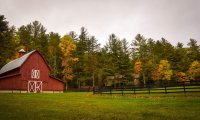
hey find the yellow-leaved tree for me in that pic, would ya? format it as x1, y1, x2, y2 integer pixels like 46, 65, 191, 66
188, 61, 200, 80
134, 59, 142, 75
59, 35, 78, 90
152, 60, 173, 81
175, 72, 189, 82
133, 59, 142, 85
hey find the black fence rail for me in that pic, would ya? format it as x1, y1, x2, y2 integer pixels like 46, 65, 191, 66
93, 81, 200, 95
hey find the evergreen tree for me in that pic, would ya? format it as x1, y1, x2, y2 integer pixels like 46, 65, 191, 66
73, 27, 90, 87
187, 39, 200, 61
17, 21, 48, 58
0, 15, 15, 68
48, 32, 62, 78
132, 34, 149, 85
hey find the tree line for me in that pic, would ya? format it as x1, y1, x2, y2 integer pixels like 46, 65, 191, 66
0, 15, 200, 89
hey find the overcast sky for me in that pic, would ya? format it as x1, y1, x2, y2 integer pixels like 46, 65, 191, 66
0, 0, 200, 46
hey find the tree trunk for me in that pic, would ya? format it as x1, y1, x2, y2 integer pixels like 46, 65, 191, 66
92, 72, 95, 88
143, 73, 146, 87
65, 81, 68, 91
78, 79, 80, 88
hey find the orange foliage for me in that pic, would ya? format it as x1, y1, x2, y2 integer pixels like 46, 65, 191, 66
151, 60, 173, 81
59, 35, 78, 82
134, 59, 142, 75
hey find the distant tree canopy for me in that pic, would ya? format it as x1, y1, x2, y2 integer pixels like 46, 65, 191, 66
0, 15, 200, 88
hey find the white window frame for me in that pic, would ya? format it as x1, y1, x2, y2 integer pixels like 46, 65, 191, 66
31, 69, 40, 79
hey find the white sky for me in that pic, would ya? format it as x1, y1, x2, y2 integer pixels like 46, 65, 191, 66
0, 0, 200, 46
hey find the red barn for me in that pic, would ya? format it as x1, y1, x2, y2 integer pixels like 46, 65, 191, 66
0, 49, 64, 93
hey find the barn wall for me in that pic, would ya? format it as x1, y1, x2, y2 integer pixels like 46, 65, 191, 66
43, 77, 64, 91
20, 52, 50, 82
50, 78, 64, 91
21, 80, 28, 90
0, 75, 21, 90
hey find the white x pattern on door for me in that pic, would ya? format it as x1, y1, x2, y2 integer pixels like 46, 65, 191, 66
28, 81, 42, 93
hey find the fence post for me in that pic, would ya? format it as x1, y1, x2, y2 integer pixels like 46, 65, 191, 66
148, 85, 151, 94
110, 86, 112, 95
131, 86, 133, 94
93, 87, 95, 94
164, 85, 167, 94
100, 87, 102, 95
121, 85, 124, 96
134, 86, 136, 94
183, 82, 186, 94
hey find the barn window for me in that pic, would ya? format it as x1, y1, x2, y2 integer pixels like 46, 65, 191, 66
31, 69, 40, 79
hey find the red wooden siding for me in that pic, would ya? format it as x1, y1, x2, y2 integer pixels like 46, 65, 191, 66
20, 52, 50, 82
50, 77, 64, 91
0, 74, 21, 90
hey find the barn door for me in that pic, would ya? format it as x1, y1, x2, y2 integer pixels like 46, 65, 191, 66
28, 81, 42, 93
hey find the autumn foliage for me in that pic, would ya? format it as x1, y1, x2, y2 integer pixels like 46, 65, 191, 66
175, 72, 189, 82
59, 35, 78, 89
151, 60, 173, 81
134, 59, 142, 75
188, 61, 200, 80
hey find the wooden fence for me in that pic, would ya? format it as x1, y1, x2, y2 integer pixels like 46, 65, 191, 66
93, 81, 200, 95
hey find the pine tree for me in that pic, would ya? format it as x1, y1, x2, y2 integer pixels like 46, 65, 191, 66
0, 15, 15, 68
48, 32, 62, 78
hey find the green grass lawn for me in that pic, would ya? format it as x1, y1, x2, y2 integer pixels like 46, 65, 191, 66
0, 92, 200, 120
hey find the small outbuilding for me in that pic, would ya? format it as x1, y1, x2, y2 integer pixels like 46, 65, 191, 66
0, 49, 64, 93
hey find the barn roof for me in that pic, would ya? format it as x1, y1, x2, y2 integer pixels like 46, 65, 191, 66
0, 50, 36, 75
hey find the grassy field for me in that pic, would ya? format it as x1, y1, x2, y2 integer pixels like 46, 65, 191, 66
0, 92, 200, 120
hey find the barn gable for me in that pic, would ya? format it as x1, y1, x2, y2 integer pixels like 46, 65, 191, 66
20, 51, 51, 82
0, 50, 51, 76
